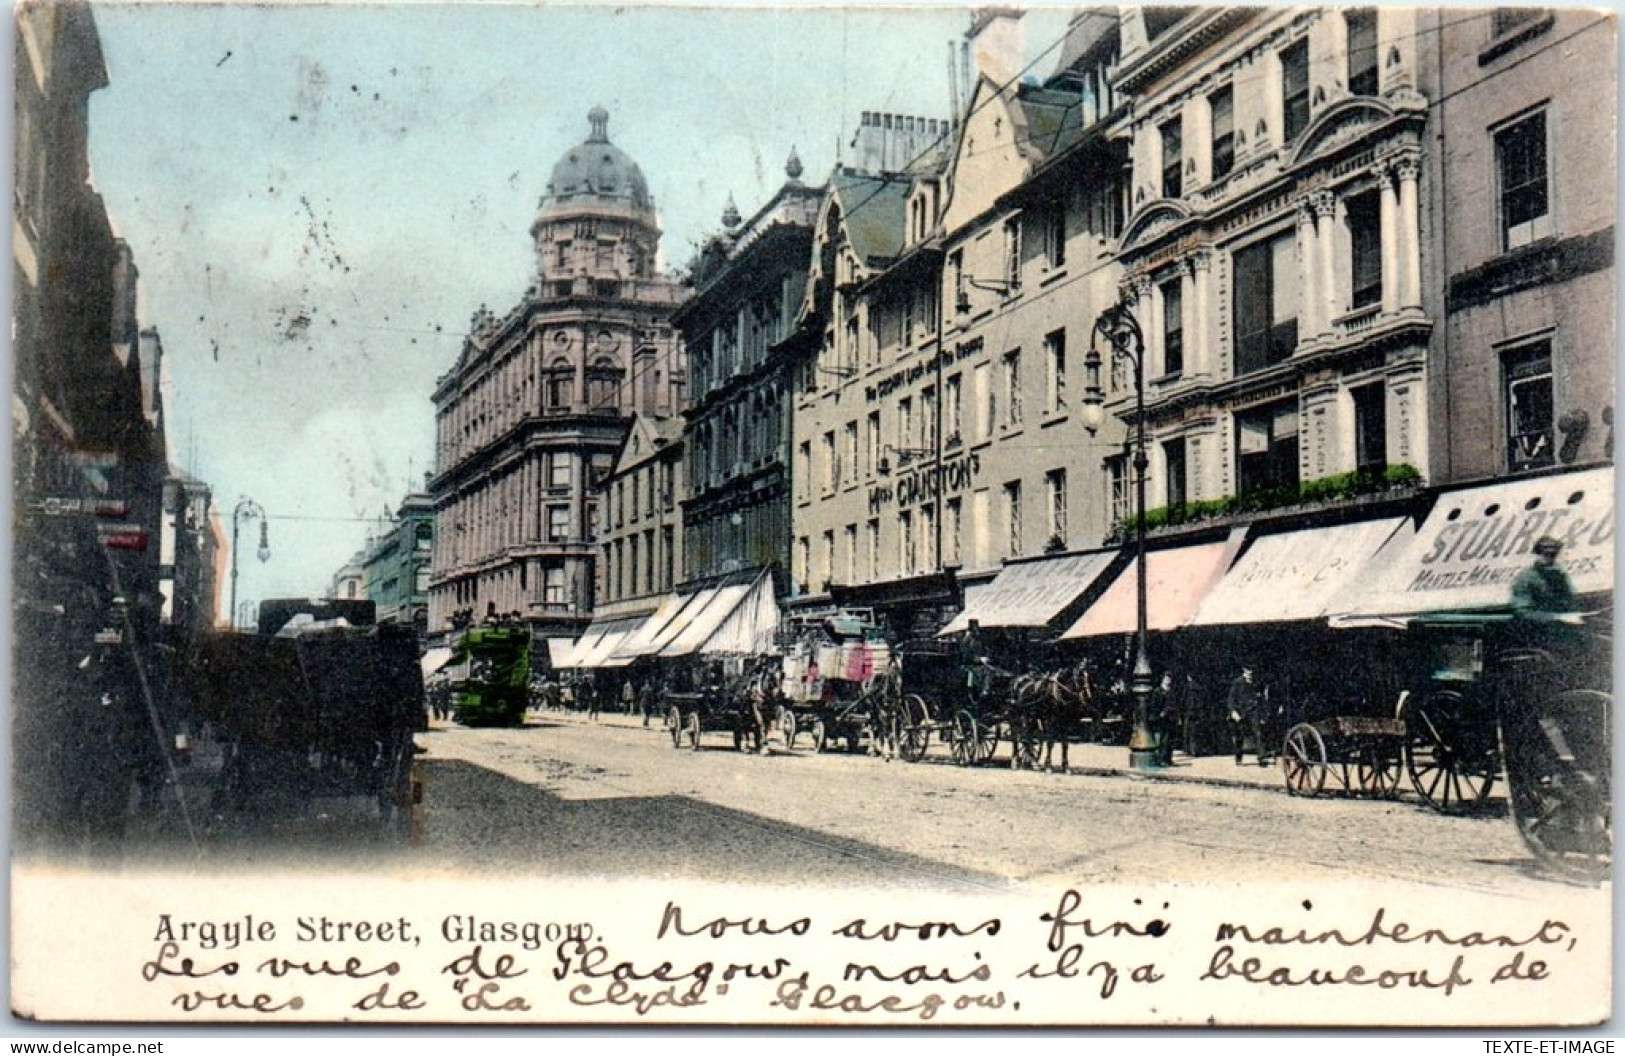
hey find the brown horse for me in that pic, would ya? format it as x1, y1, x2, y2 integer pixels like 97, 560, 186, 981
1008, 659, 1095, 771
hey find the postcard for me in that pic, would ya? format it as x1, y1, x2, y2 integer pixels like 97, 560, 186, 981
10, 1, 1615, 1028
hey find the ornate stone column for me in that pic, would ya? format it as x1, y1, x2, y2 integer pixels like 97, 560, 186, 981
1377, 160, 1400, 313
1313, 189, 1339, 329
1395, 156, 1422, 308
1296, 199, 1321, 335
1190, 248, 1212, 376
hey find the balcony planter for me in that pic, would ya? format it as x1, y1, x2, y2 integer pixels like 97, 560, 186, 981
1106, 464, 1422, 545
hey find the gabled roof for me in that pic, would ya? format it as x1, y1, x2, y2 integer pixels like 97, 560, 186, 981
609, 412, 682, 478
829, 169, 911, 268
1015, 85, 1091, 164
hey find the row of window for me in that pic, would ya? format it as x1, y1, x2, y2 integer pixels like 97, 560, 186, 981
603, 526, 678, 602
792, 468, 1072, 588
1156, 10, 1379, 203
609, 460, 677, 529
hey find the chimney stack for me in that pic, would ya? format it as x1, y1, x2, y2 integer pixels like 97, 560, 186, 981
968, 7, 1024, 88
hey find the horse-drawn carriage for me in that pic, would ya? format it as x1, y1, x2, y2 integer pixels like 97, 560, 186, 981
1282, 609, 1611, 881
174, 617, 425, 833
776, 614, 927, 758
663, 658, 776, 752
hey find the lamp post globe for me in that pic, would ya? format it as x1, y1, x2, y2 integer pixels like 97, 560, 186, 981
1085, 299, 1164, 772
228, 498, 270, 632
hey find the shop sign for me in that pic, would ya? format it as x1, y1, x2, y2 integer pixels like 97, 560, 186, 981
867, 450, 982, 513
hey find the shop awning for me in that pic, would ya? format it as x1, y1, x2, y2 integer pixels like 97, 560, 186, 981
572, 616, 647, 668
608, 592, 691, 661
1061, 529, 1247, 639
697, 573, 783, 656
939, 550, 1118, 636
1329, 467, 1614, 623
419, 647, 454, 678
1189, 517, 1410, 626
544, 637, 579, 668
660, 582, 755, 657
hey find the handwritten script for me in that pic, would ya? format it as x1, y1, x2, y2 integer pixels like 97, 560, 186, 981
116, 890, 1597, 1024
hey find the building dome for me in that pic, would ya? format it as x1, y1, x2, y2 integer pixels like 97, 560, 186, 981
543, 107, 652, 212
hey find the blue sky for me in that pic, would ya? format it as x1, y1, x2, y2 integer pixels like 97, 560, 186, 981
85, 1, 1073, 608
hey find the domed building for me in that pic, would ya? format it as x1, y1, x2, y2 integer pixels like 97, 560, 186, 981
428, 108, 685, 641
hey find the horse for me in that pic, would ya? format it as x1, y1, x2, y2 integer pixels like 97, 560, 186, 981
1007, 659, 1095, 771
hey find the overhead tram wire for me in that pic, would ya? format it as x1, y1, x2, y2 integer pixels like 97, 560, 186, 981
839, 8, 1603, 208
827, 9, 1094, 231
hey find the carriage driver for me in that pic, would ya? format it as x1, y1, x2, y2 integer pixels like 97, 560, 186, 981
1510, 535, 1581, 626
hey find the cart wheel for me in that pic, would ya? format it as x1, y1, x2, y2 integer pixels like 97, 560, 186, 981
810, 718, 828, 754
1503, 689, 1612, 882
1402, 689, 1498, 812
975, 717, 999, 765
780, 709, 799, 750
897, 695, 931, 763
949, 712, 976, 765
667, 705, 683, 749
1281, 723, 1328, 797
1011, 715, 1045, 770
949, 708, 981, 763
685, 709, 702, 751
1354, 742, 1402, 798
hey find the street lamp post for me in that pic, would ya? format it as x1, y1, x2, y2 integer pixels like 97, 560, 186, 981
228, 498, 270, 632
1081, 297, 1164, 771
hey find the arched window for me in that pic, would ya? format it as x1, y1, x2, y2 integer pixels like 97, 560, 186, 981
545, 357, 574, 412
586, 355, 622, 411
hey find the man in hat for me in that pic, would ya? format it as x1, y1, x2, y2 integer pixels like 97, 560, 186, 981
1510, 535, 1580, 625
1227, 664, 1271, 766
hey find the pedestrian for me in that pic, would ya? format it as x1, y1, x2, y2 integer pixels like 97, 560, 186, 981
621, 678, 635, 717
1152, 672, 1179, 766
1227, 664, 1271, 766
639, 677, 653, 728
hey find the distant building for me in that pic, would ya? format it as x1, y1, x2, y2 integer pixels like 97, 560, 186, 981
673, 156, 822, 591
158, 467, 219, 636
595, 413, 684, 618
362, 491, 434, 634
329, 549, 367, 603
427, 107, 684, 641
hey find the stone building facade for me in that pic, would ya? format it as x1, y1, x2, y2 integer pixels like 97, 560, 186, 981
673, 161, 822, 593
595, 413, 685, 619
362, 491, 435, 633
427, 108, 684, 639
786, 9, 1128, 632
1428, 9, 1615, 485
1105, 6, 1434, 525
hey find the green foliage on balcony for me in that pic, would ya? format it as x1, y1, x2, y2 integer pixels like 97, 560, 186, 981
1109, 464, 1422, 543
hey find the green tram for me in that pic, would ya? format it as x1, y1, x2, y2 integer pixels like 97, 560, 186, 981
448, 626, 533, 727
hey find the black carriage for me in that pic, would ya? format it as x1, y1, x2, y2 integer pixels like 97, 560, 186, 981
174, 622, 426, 833
661, 659, 773, 752
1398, 611, 1610, 879
892, 638, 1018, 766
1301, 609, 1611, 880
